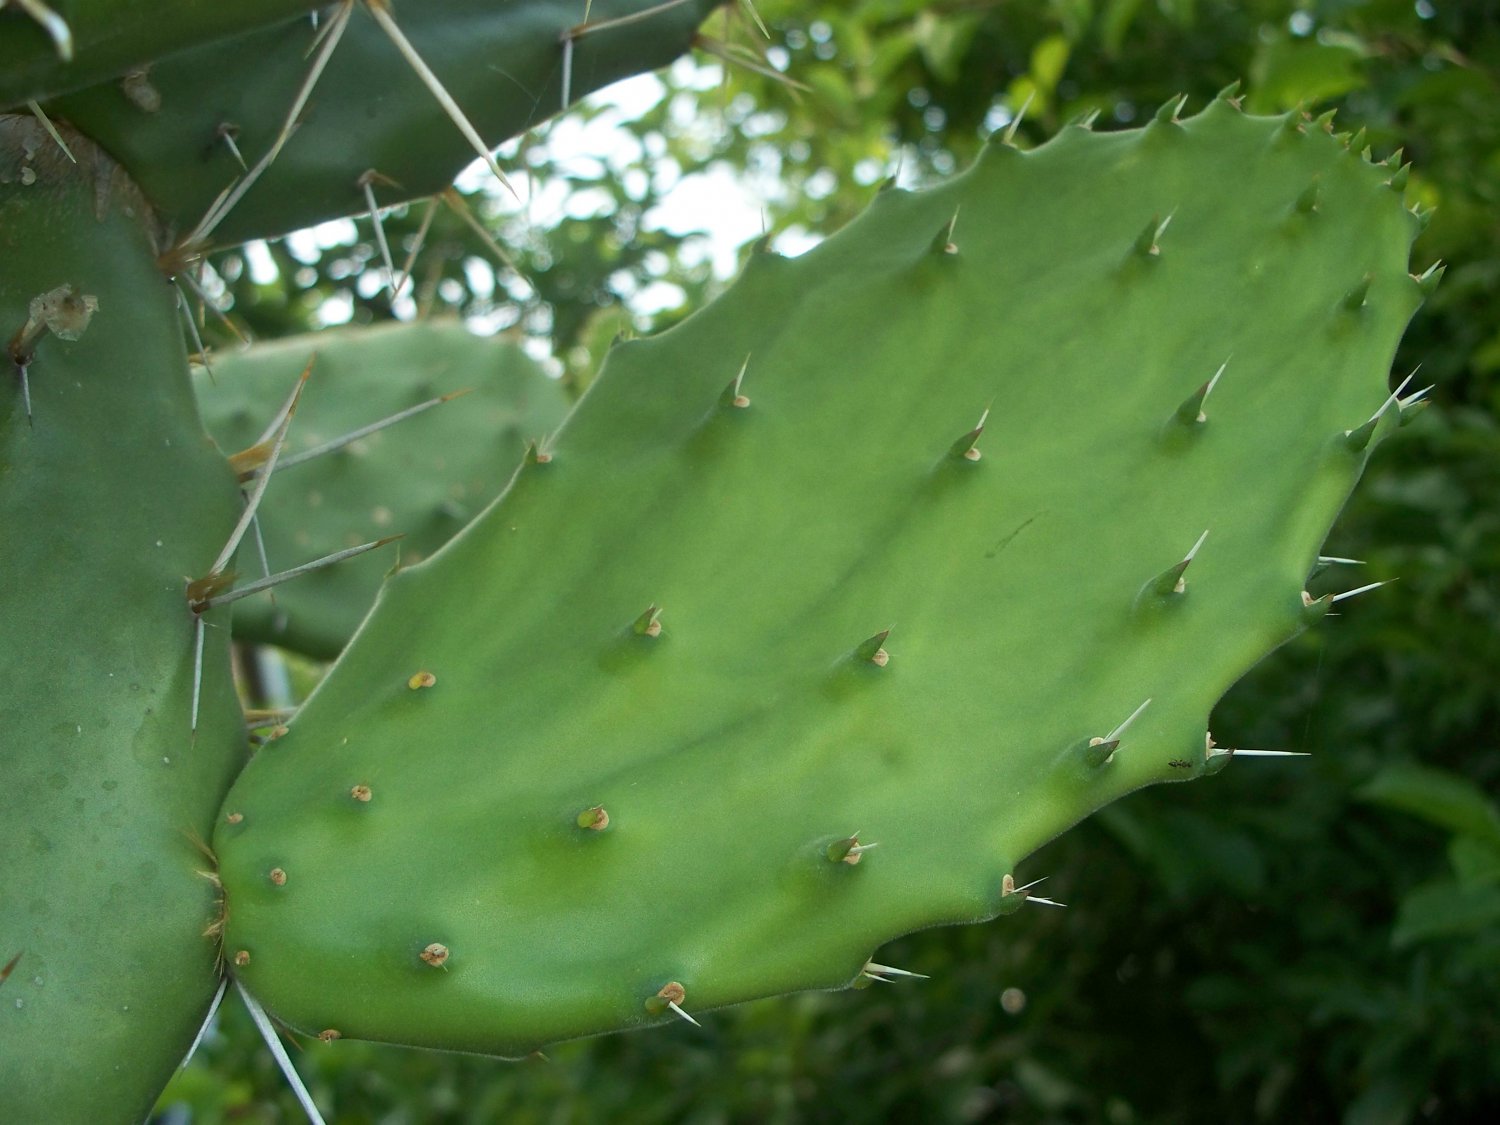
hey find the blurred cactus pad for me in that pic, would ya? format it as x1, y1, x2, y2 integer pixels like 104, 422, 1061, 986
213, 97, 1426, 1056
195, 322, 569, 658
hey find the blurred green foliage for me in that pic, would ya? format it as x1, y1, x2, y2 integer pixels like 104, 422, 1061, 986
161, 1, 1500, 1120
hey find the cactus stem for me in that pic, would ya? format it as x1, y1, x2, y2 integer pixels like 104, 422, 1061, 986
722, 354, 752, 408
862, 961, 929, 982
854, 629, 892, 666
632, 604, 664, 637
948, 407, 989, 461
235, 981, 329, 1125
194, 536, 403, 612
1173, 358, 1229, 425
646, 981, 700, 1026
181, 1, 354, 249
5, 0, 72, 60
357, 170, 402, 296
216, 124, 248, 172
364, 0, 517, 199
24, 100, 75, 162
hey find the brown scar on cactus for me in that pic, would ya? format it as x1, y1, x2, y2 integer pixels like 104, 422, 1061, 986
318, 1028, 342, 1043
645, 980, 700, 1026
419, 942, 450, 968
350, 785, 373, 802
408, 670, 437, 690
8, 284, 99, 424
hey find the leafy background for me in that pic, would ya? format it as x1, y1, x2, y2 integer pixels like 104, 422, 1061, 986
156, 1, 1499, 1121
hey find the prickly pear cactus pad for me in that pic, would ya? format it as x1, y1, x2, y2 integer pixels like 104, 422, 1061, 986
0, 1, 325, 110
45, 0, 725, 249
215, 99, 1427, 1055
194, 321, 570, 658
0, 117, 246, 1121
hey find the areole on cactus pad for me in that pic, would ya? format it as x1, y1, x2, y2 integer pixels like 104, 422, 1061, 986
212, 95, 1429, 1056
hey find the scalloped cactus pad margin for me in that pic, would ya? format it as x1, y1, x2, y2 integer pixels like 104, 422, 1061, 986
213, 98, 1426, 1056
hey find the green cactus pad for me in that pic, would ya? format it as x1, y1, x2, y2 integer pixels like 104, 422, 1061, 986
0, 117, 246, 1120
195, 321, 569, 659
214, 102, 1425, 1055
45, 0, 723, 250
0, 1, 326, 110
